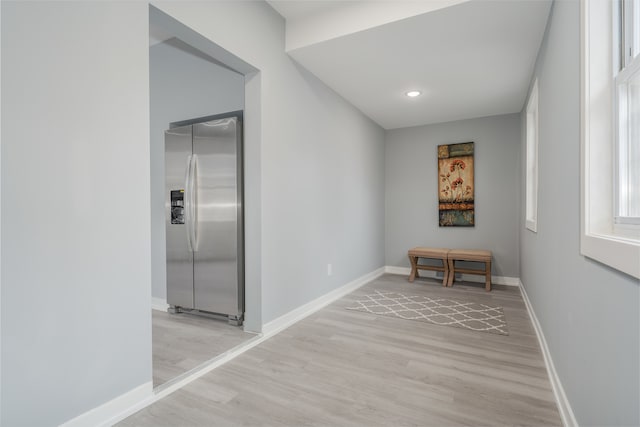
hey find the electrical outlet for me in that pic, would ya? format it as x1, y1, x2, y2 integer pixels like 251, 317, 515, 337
327, 263, 332, 276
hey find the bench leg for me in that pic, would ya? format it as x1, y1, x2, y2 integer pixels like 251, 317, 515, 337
447, 257, 455, 287
408, 255, 418, 282
485, 260, 491, 291
441, 258, 449, 287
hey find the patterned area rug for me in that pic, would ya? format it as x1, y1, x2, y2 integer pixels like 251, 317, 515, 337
346, 290, 508, 335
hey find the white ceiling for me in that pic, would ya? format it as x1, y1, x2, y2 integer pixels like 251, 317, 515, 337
266, 1, 348, 21
267, 0, 552, 130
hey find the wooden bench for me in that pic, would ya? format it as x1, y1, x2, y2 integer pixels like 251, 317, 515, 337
446, 249, 492, 291
408, 247, 450, 286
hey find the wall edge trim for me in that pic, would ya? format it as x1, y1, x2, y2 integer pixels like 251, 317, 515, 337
63, 267, 385, 426
519, 280, 578, 427
384, 266, 520, 286
151, 297, 169, 312
59, 382, 153, 427
262, 266, 386, 336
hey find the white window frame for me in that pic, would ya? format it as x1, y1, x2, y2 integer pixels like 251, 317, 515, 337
581, 0, 640, 279
615, 0, 640, 226
615, 59, 640, 226
525, 79, 539, 233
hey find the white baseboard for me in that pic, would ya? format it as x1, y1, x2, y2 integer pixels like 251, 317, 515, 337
151, 333, 264, 400
385, 265, 414, 276
262, 267, 385, 336
384, 265, 520, 287
519, 281, 578, 427
60, 382, 153, 427
63, 267, 385, 426
151, 297, 169, 312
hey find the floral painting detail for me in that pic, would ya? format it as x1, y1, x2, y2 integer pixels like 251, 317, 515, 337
438, 142, 474, 226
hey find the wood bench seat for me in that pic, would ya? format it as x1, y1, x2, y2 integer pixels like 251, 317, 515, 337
446, 249, 492, 291
408, 247, 450, 286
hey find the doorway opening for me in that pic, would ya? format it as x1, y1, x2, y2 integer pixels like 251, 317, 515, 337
149, 5, 262, 389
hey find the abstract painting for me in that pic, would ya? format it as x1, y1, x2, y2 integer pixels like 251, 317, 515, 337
438, 142, 475, 226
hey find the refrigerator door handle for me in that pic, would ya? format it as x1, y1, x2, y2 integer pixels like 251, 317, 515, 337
184, 154, 194, 252
190, 154, 199, 252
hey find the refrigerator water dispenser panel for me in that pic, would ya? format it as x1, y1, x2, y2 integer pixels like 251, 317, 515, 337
171, 190, 185, 224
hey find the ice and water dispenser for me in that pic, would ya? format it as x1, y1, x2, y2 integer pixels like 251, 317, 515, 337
170, 190, 185, 225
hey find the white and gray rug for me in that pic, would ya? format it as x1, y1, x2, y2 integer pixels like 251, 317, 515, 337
346, 290, 508, 335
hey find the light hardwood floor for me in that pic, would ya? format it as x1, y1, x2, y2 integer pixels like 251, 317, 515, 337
153, 310, 254, 387
126, 274, 561, 426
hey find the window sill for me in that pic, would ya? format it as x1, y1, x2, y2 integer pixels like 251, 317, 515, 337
525, 219, 538, 233
581, 232, 640, 278
613, 223, 640, 240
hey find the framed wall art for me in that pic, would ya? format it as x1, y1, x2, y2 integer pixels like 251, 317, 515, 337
438, 142, 475, 226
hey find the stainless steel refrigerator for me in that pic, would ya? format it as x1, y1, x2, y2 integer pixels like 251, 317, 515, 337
165, 113, 244, 325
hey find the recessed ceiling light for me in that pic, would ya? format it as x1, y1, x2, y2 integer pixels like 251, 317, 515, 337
405, 90, 422, 98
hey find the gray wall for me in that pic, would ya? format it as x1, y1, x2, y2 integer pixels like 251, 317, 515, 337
154, 2, 386, 325
150, 39, 244, 301
520, 1, 639, 425
1, 2, 151, 425
385, 114, 521, 278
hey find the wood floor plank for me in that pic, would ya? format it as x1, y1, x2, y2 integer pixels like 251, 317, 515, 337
123, 275, 562, 426
152, 310, 254, 387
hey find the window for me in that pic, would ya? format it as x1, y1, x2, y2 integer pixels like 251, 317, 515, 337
581, 0, 640, 279
525, 80, 539, 232
615, 0, 640, 225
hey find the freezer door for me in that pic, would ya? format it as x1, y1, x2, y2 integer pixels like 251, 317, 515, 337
192, 118, 243, 317
165, 125, 194, 309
